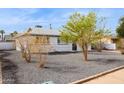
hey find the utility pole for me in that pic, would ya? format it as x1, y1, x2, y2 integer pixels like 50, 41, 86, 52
50, 24, 52, 29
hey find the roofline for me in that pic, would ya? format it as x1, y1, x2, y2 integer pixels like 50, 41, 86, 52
31, 34, 60, 37
14, 33, 60, 39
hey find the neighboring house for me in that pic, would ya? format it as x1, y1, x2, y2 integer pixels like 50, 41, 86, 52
0, 34, 14, 42
101, 36, 117, 50
4, 35, 14, 41
14, 27, 91, 52
101, 37, 112, 44
0, 35, 15, 50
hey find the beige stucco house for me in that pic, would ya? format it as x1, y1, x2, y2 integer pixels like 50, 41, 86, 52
14, 27, 89, 52
14, 26, 117, 52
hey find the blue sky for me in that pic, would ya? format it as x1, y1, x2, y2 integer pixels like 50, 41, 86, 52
0, 8, 124, 35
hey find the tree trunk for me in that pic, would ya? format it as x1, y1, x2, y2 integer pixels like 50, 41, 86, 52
82, 44, 88, 62
97, 40, 102, 52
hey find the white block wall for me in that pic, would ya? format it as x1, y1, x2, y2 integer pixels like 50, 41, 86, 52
0, 42, 16, 50
102, 43, 116, 50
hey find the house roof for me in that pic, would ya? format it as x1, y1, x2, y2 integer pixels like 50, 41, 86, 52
28, 28, 60, 36
14, 27, 60, 38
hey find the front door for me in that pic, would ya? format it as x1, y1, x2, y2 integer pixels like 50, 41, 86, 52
72, 43, 77, 51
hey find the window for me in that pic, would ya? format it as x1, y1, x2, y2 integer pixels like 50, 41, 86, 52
35, 36, 50, 44
57, 37, 68, 45
35, 36, 40, 43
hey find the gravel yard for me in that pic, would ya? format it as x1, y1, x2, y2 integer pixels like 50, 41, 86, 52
1, 50, 124, 84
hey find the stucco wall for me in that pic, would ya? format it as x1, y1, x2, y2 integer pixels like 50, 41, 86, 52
101, 37, 112, 44
49, 37, 73, 52
16, 36, 91, 52
49, 37, 91, 52
49, 36, 57, 44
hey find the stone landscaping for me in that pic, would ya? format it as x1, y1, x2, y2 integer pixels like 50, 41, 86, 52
0, 50, 124, 84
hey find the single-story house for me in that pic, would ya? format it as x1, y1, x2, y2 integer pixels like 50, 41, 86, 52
14, 26, 117, 52
14, 27, 92, 52
0, 34, 14, 42
100, 36, 117, 50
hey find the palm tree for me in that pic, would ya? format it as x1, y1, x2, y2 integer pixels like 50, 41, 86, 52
0, 30, 5, 41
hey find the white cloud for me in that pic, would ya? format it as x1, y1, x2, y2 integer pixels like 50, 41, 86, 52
0, 8, 40, 25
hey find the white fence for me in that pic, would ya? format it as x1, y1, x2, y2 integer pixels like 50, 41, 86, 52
102, 43, 116, 50
0, 42, 16, 50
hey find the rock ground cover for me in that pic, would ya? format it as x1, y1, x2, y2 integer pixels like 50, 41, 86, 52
1, 50, 124, 84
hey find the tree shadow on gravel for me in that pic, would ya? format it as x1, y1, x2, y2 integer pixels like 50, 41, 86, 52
44, 66, 79, 73
88, 51, 120, 55
88, 58, 124, 65
0, 51, 18, 84
48, 51, 81, 55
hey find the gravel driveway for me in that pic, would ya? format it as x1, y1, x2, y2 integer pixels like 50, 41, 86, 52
1, 50, 124, 84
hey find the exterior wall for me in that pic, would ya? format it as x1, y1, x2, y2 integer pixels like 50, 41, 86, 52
101, 37, 116, 50
15, 35, 50, 52
52, 44, 73, 52
49, 36, 57, 44
15, 35, 91, 52
49, 37, 91, 52
16, 35, 32, 51
101, 37, 112, 44
76, 45, 91, 51
48, 36, 72, 52
102, 43, 116, 50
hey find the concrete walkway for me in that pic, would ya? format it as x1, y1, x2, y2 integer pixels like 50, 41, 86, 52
85, 69, 124, 84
